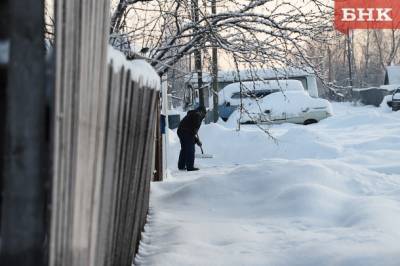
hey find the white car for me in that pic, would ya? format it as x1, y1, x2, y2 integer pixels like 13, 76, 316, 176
236, 90, 333, 125
218, 80, 306, 120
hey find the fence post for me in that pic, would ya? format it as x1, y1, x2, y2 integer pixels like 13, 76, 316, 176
161, 80, 169, 180
0, 0, 10, 238
0, 0, 47, 265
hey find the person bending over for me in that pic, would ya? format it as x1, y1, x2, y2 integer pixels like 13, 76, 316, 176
177, 106, 206, 171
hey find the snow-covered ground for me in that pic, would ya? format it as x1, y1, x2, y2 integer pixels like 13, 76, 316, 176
135, 103, 400, 266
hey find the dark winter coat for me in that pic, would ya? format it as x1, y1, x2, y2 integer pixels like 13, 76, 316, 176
177, 109, 205, 137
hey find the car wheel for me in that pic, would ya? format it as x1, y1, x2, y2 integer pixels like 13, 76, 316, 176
303, 119, 318, 125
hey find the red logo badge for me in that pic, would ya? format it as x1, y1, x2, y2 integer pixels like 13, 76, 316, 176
335, 0, 400, 33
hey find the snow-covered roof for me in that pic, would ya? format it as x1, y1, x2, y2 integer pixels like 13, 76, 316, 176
187, 67, 316, 84
386, 65, 400, 85
108, 46, 160, 90
352, 87, 382, 92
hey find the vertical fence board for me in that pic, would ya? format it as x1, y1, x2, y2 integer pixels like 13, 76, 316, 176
94, 64, 115, 266
122, 86, 149, 264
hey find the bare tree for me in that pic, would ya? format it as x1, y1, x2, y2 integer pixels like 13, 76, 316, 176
109, 0, 333, 76
43, 0, 55, 47
108, 0, 336, 129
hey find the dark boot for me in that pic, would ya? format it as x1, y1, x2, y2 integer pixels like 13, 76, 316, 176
187, 167, 199, 171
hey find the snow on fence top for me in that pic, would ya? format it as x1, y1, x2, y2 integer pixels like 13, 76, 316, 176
108, 46, 160, 90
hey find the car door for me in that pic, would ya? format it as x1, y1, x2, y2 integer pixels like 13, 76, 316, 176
270, 109, 287, 123
259, 93, 287, 123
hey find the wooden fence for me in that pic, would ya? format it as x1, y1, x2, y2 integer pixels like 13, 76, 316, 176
0, 0, 161, 265
49, 0, 160, 266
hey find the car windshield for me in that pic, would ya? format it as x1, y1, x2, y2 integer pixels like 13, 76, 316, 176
231, 89, 279, 99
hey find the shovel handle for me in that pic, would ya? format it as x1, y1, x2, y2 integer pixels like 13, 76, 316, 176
200, 146, 204, 154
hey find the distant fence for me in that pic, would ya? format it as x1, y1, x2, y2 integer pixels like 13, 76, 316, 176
352, 87, 392, 107
50, 1, 160, 266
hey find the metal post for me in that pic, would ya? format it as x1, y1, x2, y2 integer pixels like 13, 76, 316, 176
0, 0, 47, 265
192, 0, 204, 107
0, 0, 10, 238
161, 80, 169, 179
347, 30, 353, 87
211, 0, 218, 122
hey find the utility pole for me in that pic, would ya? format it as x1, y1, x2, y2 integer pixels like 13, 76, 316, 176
192, 0, 204, 107
346, 30, 353, 87
327, 46, 332, 83
211, 0, 219, 122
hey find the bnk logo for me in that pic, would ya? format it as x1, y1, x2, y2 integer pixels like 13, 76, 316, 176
335, 0, 400, 33
342, 8, 392, 21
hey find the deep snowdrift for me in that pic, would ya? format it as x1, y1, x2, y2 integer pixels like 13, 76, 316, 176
135, 103, 400, 266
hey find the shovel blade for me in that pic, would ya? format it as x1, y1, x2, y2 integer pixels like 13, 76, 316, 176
195, 153, 214, 159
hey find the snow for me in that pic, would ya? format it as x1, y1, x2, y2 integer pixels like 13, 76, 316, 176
352, 87, 380, 92
107, 46, 160, 90
188, 67, 319, 98
379, 84, 400, 92
386, 66, 400, 85
136, 102, 400, 266
188, 67, 316, 84
380, 95, 393, 112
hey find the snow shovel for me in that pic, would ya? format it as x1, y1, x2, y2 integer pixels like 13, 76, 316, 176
195, 146, 213, 159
